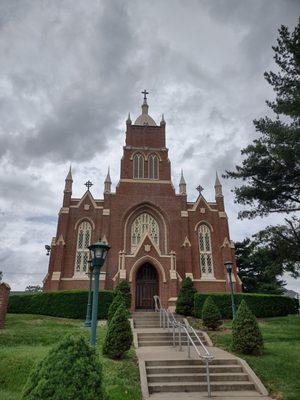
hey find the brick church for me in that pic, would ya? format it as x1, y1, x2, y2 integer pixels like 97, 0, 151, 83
43, 92, 242, 309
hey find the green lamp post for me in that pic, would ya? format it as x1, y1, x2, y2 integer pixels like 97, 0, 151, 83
88, 239, 111, 346
84, 258, 93, 328
225, 261, 236, 319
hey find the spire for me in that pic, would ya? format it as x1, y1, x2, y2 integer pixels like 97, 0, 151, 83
104, 167, 111, 194
214, 171, 223, 197
141, 89, 149, 115
126, 112, 132, 125
179, 169, 186, 195
160, 113, 166, 126
134, 90, 157, 126
64, 165, 73, 193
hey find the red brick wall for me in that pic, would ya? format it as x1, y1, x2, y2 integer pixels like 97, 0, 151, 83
0, 283, 10, 329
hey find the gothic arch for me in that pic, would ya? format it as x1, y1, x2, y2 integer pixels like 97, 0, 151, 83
129, 255, 166, 282
194, 220, 214, 233
74, 217, 95, 231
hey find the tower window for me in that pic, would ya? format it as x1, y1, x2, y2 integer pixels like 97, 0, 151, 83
75, 221, 92, 273
131, 212, 159, 252
148, 154, 159, 179
198, 224, 214, 277
133, 153, 144, 179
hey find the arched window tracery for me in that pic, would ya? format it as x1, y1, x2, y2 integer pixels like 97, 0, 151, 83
198, 224, 214, 277
148, 154, 159, 179
75, 221, 92, 273
131, 213, 159, 252
133, 153, 144, 179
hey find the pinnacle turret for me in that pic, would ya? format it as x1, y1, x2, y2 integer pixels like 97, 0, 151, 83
160, 113, 166, 126
64, 165, 73, 193
214, 172, 223, 198
179, 169, 186, 195
104, 167, 112, 194
126, 112, 132, 125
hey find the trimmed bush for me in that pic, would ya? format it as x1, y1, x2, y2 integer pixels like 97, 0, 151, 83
194, 292, 298, 319
115, 280, 131, 309
8, 290, 114, 320
107, 291, 127, 323
202, 296, 222, 330
103, 302, 133, 359
176, 277, 196, 316
232, 300, 264, 355
22, 335, 104, 400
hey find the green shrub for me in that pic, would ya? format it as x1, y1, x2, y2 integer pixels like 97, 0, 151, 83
194, 292, 298, 319
232, 300, 264, 355
202, 296, 222, 330
22, 335, 104, 400
115, 280, 131, 309
8, 290, 114, 320
107, 291, 127, 323
176, 277, 196, 316
103, 303, 133, 359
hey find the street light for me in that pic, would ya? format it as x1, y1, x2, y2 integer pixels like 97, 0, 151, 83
224, 261, 236, 319
88, 239, 111, 346
84, 258, 93, 328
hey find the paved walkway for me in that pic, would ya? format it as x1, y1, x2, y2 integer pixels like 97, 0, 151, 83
133, 324, 273, 400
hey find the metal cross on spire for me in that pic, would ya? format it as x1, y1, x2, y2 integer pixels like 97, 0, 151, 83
85, 180, 93, 191
196, 184, 204, 195
142, 89, 149, 101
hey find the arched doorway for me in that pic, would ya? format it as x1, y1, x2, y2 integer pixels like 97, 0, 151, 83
136, 263, 158, 310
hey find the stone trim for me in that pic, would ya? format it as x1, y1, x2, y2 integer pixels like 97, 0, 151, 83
119, 178, 172, 184
180, 210, 188, 217
51, 272, 61, 280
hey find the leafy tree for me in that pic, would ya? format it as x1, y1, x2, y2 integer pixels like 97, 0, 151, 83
232, 300, 263, 355
103, 302, 133, 359
201, 296, 222, 330
0, 271, 3, 282
22, 335, 104, 400
225, 21, 300, 219
176, 277, 196, 316
107, 291, 127, 324
25, 285, 43, 293
115, 280, 131, 309
235, 237, 286, 294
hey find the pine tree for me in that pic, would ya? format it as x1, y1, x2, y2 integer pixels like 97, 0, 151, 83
107, 291, 127, 324
22, 335, 104, 400
202, 296, 222, 330
176, 277, 196, 316
232, 300, 263, 355
115, 280, 131, 309
103, 303, 133, 359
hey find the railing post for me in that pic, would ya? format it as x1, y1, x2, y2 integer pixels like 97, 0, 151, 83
205, 358, 211, 398
179, 324, 182, 351
187, 337, 190, 358
159, 308, 162, 327
172, 324, 175, 347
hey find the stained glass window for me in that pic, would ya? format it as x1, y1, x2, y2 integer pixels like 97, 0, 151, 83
131, 213, 159, 252
148, 154, 159, 179
74, 221, 92, 273
133, 153, 144, 179
198, 224, 214, 276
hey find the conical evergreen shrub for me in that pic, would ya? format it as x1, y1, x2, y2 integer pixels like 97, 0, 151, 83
103, 302, 133, 359
115, 280, 131, 309
107, 291, 127, 324
232, 300, 263, 355
22, 335, 104, 400
202, 296, 222, 330
175, 277, 196, 316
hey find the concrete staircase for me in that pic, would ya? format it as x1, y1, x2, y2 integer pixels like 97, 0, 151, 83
138, 331, 209, 347
146, 359, 255, 394
133, 312, 161, 328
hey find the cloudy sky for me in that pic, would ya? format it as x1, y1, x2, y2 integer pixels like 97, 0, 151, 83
0, 0, 299, 292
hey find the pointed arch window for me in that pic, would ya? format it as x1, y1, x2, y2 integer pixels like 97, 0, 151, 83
148, 154, 159, 179
133, 153, 144, 179
131, 213, 159, 252
198, 224, 214, 277
75, 221, 92, 273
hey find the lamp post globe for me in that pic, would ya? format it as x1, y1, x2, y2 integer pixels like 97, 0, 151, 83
88, 240, 111, 346
224, 261, 236, 319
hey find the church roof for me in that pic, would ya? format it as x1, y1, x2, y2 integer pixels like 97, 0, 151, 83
134, 90, 157, 126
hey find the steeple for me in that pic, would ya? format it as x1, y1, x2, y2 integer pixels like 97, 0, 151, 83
214, 172, 223, 198
179, 169, 186, 195
104, 167, 112, 194
134, 90, 157, 126
64, 165, 73, 193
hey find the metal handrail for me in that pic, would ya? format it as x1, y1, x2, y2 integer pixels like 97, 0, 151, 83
153, 295, 213, 397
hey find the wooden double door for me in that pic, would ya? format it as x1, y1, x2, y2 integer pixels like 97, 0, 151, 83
136, 263, 158, 310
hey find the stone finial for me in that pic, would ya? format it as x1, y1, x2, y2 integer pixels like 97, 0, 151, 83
179, 169, 186, 195
64, 165, 73, 193
126, 112, 132, 125
214, 171, 223, 197
104, 167, 112, 194
160, 113, 166, 126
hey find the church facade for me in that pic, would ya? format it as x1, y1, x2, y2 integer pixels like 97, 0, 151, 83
43, 93, 242, 310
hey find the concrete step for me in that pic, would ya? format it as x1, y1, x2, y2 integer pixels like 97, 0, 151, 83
139, 341, 194, 346
148, 372, 249, 383
147, 365, 243, 374
148, 381, 255, 394
146, 359, 239, 366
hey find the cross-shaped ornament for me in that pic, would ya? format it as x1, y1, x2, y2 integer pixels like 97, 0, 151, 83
196, 185, 204, 195
142, 89, 149, 100
85, 180, 93, 191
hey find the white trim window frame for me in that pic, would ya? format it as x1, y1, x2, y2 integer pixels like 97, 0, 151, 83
131, 213, 159, 252
133, 153, 144, 179
74, 221, 92, 274
148, 154, 159, 179
198, 224, 214, 278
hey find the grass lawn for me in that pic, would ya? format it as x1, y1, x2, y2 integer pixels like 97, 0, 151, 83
194, 315, 300, 400
0, 314, 141, 400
